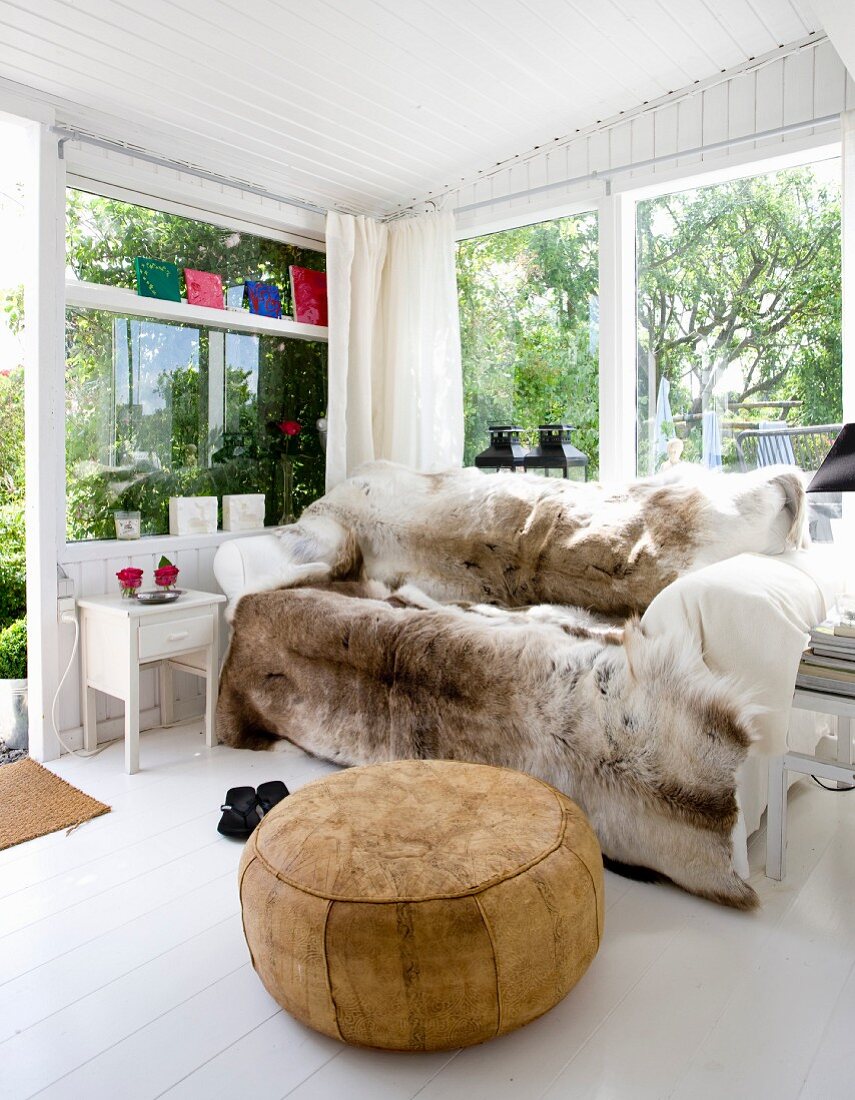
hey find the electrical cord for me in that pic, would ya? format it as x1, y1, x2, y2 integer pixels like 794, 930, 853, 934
51, 612, 120, 759
811, 775, 855, 792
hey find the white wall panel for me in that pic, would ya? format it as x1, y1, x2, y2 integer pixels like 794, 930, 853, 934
629, 114, 655, 180
655, 104, 680, 161
784, 47, 817, 125
728, 70, 757, 142
702, 83, 731, 151
814, 38, 848, 119
676, 94, 704, 169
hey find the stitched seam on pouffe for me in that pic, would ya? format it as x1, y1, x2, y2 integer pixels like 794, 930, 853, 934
474, 894, 502, 1037
564, 843, 602, 951
251, 787, 570, 904
322, 900, 345, 1042
237, 849, 259, 970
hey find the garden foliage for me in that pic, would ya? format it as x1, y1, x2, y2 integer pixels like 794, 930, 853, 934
456, 165, 841, 476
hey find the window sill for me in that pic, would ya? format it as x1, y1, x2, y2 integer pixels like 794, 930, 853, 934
65, 280, 329, 342
60, 527, 279, 564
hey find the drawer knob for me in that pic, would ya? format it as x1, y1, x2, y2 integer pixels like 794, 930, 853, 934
167, 631, 190, 642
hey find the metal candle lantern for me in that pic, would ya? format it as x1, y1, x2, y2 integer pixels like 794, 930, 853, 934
474, 426, 528, 473
523, 425, 588, 480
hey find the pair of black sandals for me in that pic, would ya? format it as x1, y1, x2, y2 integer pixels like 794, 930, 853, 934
217, 781, 289, 838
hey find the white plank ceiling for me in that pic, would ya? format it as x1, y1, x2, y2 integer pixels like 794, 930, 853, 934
0, 0, 824, 217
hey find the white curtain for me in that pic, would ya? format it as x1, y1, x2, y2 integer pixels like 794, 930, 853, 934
325, 209, 463, 490
325, 213, 388, 490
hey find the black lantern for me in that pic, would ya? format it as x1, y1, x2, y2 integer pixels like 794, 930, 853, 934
523, 425, 588, 480
474, 425, 528, 473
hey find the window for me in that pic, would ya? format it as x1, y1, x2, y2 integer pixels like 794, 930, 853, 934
65, 189, 327, 541
635, 161, 842, 479
456, 212, 599, 476
0, 116, 28, 646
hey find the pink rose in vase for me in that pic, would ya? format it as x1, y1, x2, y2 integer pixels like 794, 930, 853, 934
154, 556, 180, 590
116, 566, 144, 598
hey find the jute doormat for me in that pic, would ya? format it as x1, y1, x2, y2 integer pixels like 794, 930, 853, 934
0, 758, 110, 850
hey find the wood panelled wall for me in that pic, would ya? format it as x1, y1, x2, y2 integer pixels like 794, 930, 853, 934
454, 37, 854, 235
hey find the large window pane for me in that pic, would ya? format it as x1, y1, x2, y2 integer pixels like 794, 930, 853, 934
457, 213, 599, 476
636, 162, 842, 479
66, 308, 326, 541
65, 191, 327, 541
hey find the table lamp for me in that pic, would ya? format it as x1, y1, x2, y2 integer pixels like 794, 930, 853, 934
807, 423, 855, 495
807, 423, 855, 595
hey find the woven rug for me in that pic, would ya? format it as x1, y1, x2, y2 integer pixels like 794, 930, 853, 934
0, 758, 110, 850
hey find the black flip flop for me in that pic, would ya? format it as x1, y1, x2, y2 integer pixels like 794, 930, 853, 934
217, 786, 261, 838
257, 781, 290, 815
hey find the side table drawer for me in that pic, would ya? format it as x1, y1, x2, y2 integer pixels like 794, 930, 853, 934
138, 613, 213, 661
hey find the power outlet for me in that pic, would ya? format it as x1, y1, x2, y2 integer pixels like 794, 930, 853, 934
57, 575, 75, 600
57, 597, 77, 624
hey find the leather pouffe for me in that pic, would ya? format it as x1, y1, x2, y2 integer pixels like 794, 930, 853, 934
238, 759, 604, 1051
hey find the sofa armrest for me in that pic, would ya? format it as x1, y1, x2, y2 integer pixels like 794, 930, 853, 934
213, 535, 290, 604
640, 549, 838, 755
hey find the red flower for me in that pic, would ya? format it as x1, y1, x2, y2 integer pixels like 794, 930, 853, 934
154, 565, 180, 589
277, 420, 302, 437
116, 567, 143, 596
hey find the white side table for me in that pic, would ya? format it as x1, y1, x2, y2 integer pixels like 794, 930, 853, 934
766, 688, 855, 880
77, 588, 227, 774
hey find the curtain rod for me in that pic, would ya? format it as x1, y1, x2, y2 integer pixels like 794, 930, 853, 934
50, 126, 328, 217
454, 113, 841, 215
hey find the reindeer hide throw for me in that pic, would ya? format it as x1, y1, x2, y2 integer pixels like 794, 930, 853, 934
218, 582, 760, 909
251, 461, 807, 617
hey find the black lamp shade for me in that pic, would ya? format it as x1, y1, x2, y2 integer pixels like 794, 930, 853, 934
807, 424, 855, 493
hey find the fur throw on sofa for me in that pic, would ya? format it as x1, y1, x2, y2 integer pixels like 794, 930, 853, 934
254, 461, 807, 617
217, 581, 759, 910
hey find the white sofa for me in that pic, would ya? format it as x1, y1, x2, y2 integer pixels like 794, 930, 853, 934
213, 535, 845, 874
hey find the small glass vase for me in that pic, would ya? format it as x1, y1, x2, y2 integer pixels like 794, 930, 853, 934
279, 455, 296, 526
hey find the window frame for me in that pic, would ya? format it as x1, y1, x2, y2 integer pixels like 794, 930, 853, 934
631, 148, 843, 480
454, 140, 846, 485
61, 178, 329, 552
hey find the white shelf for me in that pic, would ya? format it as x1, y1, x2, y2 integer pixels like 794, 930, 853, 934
60, 526, 275, 564
65, 280, 328, 342
793, 687, 855, 719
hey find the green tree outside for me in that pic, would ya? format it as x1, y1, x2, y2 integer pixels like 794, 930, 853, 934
63, 190, 328, 539
636, 165, 841, 472
456, 212, 599, 473
456, 163, 841, 477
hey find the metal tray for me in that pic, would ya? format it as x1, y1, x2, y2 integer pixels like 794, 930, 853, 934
134, 589, 184, 604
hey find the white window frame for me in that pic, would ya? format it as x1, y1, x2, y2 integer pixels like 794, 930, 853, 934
454, 134, 848, 485
9, 111, 330, 762
61, 177, 329, 556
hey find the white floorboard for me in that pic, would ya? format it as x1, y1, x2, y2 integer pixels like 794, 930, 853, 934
1, 726, 854, 1099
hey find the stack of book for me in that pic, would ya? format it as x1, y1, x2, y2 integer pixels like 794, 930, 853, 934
797, 617, 855, 697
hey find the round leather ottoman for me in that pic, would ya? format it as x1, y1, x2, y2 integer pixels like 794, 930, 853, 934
238, 759, 603, 1050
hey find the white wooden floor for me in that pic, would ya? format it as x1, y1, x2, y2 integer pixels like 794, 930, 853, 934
2, 724, 855, 1100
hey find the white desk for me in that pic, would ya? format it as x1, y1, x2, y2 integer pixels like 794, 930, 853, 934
766, 688, 855, 880
77, 588, 227, 773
